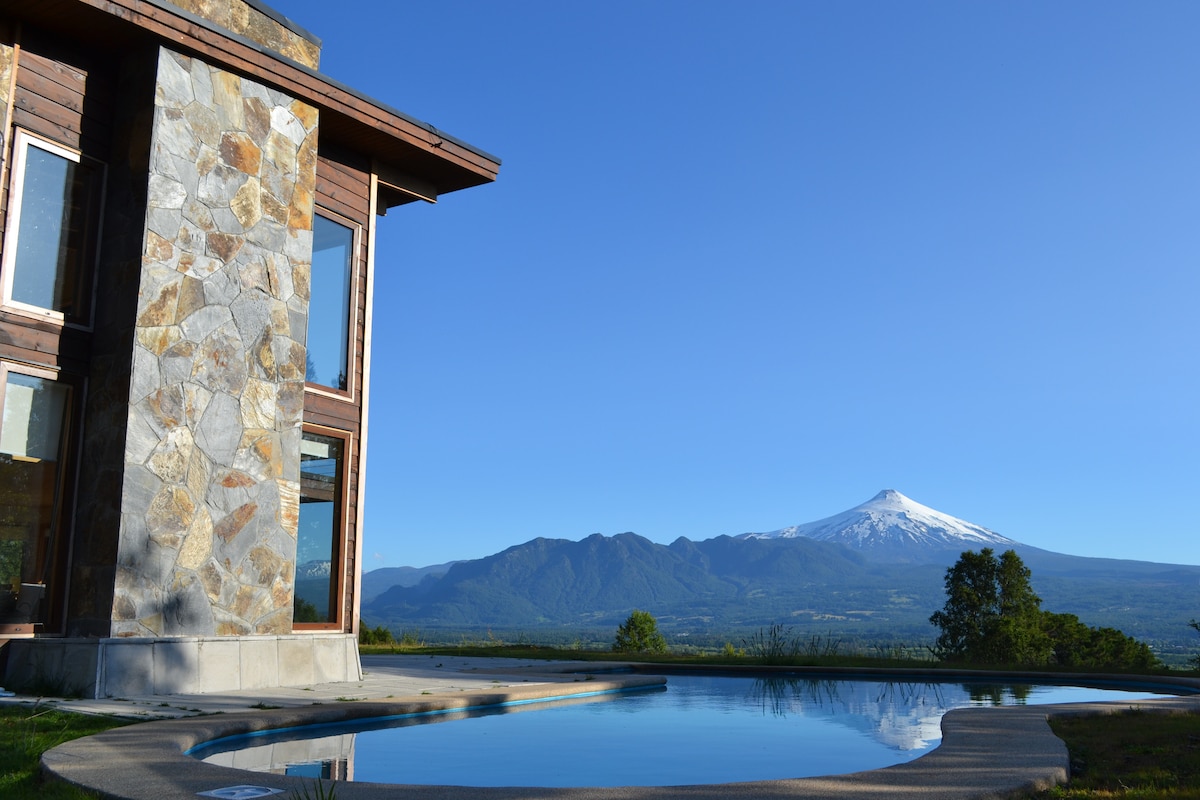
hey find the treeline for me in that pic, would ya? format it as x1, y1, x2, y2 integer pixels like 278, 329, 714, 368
930, 548, 1159, 670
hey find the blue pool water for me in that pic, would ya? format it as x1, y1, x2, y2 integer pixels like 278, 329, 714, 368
194, 674, 1188, 787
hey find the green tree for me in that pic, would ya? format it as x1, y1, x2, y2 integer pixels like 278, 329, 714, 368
930, 548, 1047, 665
1189, 619, 1200, 670
612, 609, 667, 654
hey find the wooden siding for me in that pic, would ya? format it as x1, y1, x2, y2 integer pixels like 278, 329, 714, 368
0, 29, 113, 376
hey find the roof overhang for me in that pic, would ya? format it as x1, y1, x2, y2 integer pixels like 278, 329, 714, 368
0, 0, 500, 202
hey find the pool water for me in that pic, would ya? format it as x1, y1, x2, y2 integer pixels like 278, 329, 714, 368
194, 674, 1185, 787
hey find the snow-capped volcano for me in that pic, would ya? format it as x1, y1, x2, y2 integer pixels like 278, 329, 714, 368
738, 490, 1018, 562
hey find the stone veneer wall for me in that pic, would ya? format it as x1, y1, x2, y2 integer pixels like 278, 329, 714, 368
112, 46, 316, 638
170, 0, 321, 70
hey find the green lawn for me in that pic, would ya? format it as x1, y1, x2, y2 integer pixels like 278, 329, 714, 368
1028, 709, 1200, 799
0, 704, 127, 799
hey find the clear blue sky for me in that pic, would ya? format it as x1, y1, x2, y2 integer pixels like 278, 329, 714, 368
273, 0, 1199, 569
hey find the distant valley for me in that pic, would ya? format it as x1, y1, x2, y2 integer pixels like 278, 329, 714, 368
349, 490, 1200, 653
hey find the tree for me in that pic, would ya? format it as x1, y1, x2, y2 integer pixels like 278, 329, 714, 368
612, 609, 667, 654
930, 548, 1048, 665
1190, 619, 1200, 670
931, 548, 1159, 670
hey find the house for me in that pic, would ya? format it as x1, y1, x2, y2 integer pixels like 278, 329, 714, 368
0, 0, 498, 697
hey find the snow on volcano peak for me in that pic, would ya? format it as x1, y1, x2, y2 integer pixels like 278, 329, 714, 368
738, 490, 1017, 556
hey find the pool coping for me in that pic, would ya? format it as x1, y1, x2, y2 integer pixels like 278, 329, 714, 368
40, 664, 1200, 800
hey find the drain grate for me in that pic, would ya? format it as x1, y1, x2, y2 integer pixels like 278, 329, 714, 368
196, 786, 284, 799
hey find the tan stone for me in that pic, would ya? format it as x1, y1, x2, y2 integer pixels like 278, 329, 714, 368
263, 130, 296, 176
147, 426, 194, 484
220, 130, 262, 175
199, 559, 224, 602
250, 432, 283, 477
113, 593, 137, 621
278, 477, 299, 535
270, 575, 291, 610
147, 387, 186, 429
240, 378, 277, 429
291, 259, 310, 301
243, 97, 272, 144
290, 99, 318, 133
138, 279, 180, 327
183, 100, 222, 148
288, 182, 314, 232
145, 230, 175, 264
260, 189, 288, 227
211, 70, 245, 131
218, 469, 255, 489
232, 583, 270, 621
248, 545, 285, 586
217, 620, 249, 636
207, 231, 244, 264
255, 607, 292, 635
186, 442, 212, 500
278, 339, 306, 381
215, 502, 258, 542
277, 381, 304, 427
146, 485, 196, 545
231, 176, 263, 229
138, 613, 165, 635
136, 325, 182, 356
178, 508, 213, 570
254, 330, 277, 378
178, 275, 206, 320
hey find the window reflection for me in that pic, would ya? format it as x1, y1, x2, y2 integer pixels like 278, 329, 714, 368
5, 134, 102, 324
307, 216, 353, 391
296, 431, 344, 625
0, 373, 71, 627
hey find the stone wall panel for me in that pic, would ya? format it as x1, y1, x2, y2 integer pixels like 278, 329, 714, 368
114, 47, 316, 637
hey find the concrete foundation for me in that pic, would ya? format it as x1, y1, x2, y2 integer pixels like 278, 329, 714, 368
2, 634, 360, 698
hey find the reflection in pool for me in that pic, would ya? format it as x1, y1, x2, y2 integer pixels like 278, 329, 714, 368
193, 674, 1188, 787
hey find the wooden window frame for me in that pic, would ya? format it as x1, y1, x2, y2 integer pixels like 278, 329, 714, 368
304, 207, 362, 405
1, 129, 106, 331
0, 360, 83, 637
293, 422, 352, 632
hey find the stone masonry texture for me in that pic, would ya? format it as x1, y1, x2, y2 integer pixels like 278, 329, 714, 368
113, 47, 316, 637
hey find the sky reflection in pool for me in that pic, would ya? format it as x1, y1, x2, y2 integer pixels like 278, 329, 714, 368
196, 675, 1183, 787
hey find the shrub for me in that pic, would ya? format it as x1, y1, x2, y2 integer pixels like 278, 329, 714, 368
612, 610, 668, 654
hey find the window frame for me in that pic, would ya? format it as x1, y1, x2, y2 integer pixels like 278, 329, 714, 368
1, 129, 106, 331
304, 207, 362, 404
0, 360, 83, 637
293, 422, 352, 631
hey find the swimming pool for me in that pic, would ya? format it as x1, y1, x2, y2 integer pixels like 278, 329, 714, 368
191, 673, 1186, 787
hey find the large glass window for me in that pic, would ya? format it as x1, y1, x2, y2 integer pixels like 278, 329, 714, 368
296, 429, 346, 626
0, 367, 74, 631
306, 215, 354, 392
2, 131, 103, 327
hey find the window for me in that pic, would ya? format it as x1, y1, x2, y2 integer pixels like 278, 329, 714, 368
295, 427, 348, 627
1, 131, 104, 327
0, 363, 77, 633
306, 214, 355, 393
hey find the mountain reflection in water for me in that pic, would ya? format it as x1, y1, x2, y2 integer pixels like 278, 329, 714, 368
196, 674, 1178, 786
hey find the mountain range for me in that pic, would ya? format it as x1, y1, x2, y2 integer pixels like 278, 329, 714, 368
358, 490, 1200, 650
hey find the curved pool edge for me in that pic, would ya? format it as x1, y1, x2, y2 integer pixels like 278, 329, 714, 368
41, 668, 1200, 800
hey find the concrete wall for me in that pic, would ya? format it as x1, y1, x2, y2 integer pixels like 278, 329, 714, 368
3, 634, 360, 697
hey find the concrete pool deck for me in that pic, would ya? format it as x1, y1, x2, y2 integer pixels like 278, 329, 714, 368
13, 656, 1200, 800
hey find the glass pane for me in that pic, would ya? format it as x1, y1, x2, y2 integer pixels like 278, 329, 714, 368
297, 432, 344, 624
307, 216, 353, 390
11, 143, 100, 320
0, 374, 70, 626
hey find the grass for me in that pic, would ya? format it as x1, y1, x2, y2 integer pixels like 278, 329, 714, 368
1025, 709, 1200, 799
0, 703, 128, 799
